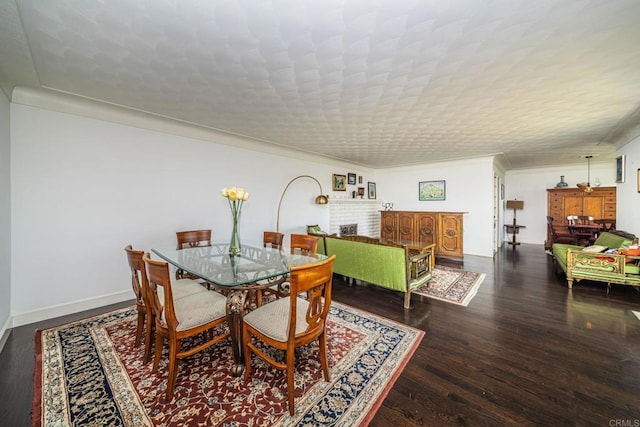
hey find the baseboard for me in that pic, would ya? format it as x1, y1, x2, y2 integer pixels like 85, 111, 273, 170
0, 315, 11, 354
11, 290, 133, 327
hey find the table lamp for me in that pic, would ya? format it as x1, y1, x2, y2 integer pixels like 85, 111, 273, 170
506, 200, 524, 226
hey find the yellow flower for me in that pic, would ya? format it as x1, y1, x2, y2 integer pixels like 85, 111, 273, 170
221, 187, 249, 202
229, 188, 238, 200
220, 186, 249, 256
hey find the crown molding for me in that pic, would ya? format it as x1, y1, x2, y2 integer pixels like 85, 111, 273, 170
11, 86, 374, 171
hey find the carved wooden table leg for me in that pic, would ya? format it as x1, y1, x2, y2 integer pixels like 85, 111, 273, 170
226, 289, 248, 376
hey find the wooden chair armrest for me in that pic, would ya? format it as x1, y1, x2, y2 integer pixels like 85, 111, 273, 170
412, 243, 436, 269
408, 249, 432, 280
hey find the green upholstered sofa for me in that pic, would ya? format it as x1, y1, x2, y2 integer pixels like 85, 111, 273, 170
317, 235, 435, 308
552, 231, 640, 290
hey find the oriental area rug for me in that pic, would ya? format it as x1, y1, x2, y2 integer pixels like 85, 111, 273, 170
33, 301, 423, 426
412, 265, 486, 306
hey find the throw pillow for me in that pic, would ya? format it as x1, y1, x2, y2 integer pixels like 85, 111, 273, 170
582, 245, 608, 253
616, 246, 640, 263
307, 225, 322, 234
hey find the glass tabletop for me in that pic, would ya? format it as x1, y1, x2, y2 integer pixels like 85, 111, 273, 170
151, 241, 327, 287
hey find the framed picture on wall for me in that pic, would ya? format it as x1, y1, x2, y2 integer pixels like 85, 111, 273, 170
419, 180, 446, 201
332, 174, 347, 191
347, 173, 356, 185
616, 155, 626, 183
367, 182, 376, 199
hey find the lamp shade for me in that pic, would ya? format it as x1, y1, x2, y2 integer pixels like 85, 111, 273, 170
506, 200, 524, 210
315, 194, 329, 204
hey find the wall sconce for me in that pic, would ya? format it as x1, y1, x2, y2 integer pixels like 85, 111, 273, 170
276, 175, 328, 233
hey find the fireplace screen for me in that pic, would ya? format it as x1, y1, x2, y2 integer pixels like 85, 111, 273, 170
339, 224, 358, 235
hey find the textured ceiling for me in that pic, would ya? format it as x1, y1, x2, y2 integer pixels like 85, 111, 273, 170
1, 0, 640, 169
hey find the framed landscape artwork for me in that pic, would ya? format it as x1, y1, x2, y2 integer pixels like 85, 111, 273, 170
419, 180, 446, 201
616, 155, 626, 183
368, 182, 376, 199
332, 174, 347, 191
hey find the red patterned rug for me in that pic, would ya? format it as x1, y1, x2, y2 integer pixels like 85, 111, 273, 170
33, 301, 423, 426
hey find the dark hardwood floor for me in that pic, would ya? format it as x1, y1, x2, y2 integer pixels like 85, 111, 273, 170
2, 243, 639, 426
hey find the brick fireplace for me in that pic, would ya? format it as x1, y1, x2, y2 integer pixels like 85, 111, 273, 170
329, 199, 380, 237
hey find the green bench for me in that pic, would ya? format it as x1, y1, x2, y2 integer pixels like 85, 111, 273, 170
318, 235, 434, 308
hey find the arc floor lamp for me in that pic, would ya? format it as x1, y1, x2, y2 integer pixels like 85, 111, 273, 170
276, 175, 328, 233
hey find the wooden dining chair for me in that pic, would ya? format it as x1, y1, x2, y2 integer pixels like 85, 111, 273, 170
175, 229, 212, 287
125, 245, 209, 364
263, 231, 284, 249
124, 245, 148, 352
254, 231, 286, 306
546, 216, 578, 246
257, 232, 319, 306
566, 215, 593, 245
576, 215, 595, 225
290, 233, 319, 256
242, 255, 336, 415
143, 253, 230, 400
176, 229, 212, 249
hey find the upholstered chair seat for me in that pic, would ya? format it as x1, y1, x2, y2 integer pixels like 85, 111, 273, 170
243, 297, 310, 341
158, 278, 207, 301
164, 290, 227, 332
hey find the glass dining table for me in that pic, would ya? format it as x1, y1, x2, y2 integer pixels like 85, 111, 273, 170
151, 241, 327, 375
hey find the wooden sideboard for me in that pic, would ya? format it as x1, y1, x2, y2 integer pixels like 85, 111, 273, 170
380, 211, 464, 260
546, 186, 616, 249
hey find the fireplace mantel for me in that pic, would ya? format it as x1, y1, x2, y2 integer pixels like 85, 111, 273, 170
328, 198, 380, 204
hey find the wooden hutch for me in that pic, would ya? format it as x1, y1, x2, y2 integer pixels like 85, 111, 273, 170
545, 186, 616, 249
380, 211, 464, 260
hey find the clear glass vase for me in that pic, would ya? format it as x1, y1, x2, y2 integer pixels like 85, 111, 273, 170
229, 210, 241, 257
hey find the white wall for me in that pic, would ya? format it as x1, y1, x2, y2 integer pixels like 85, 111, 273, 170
0, 90, 11, 349
10, 100, 374, 325
505, 162, 616, 245
8, 87, 639, 326
376, 157, 495, 257
616, 135, 640, 232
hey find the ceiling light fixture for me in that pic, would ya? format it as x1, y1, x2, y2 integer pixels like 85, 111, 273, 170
577, 155, 594, 193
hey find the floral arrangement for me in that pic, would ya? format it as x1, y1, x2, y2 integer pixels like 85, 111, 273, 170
220, 187, 250, 204
220, 187, 249, 256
